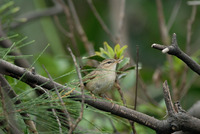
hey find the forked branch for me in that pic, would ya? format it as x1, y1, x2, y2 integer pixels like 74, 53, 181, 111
152, 33, 200, 75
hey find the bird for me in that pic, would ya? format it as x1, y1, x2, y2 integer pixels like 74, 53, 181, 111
83, 59, 121, 98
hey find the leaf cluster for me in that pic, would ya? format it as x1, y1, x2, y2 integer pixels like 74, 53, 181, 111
83, 42, 134, 73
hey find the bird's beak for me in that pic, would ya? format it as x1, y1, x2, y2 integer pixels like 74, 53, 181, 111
116, 59, 122, 63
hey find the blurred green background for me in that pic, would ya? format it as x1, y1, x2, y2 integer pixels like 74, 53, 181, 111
1, 0, 200, 133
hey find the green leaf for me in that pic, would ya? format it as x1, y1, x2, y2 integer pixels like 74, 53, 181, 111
124, 66, 135, 71
82, 55, 105, 61
118, 45, 128, 59
117, 57, 130, 70
0, 1, 14, 13
114, 44, 121, 54
104, 42, 115, 58
99, 48, 109, 58
100, 47, 108, 55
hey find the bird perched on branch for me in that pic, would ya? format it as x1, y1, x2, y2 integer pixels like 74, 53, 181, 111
83, 59, 121, 98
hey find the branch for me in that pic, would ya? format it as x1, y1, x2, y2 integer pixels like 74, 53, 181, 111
66, 46, 85, 133
161, 81, 200, 133
0, 59, 165, 132
0, 23, 30, 68
156, 0, 170, 45
0, 74, 38, 134
10, 0, 63, 29
87, 0, 116, 43
163, 81, 176, 115
167, 0, 181, 31
152, 33, 200, 75
1, 59, 200, 133
116, 0, 126, 43
186, 5, 197, 53
66, 0, 95, 56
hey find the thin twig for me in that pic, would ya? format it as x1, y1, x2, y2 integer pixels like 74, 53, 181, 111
156, 0, 178, 101
156, 0, 170, 45
67, 45, 85, 134
116, 0, 126, 43
55, 0, 82, 66
131, 46, 140, 134
66, 0, 95, 56
108, 118, 120, 134
138, 75, 159, 106
53, 15, 82, 63
180, 72, 198, 99
115, 80, 126, 106
10, 0, 63, 29
38, 86, 63, 134
186, 5, 197, 54
134, 46, 139, 111
178, 5, 197, 101
87, 0, 116, 43
53, 15, 71, 38
42, 66, 73, 131
167, 0, 182, 31
115, 79, 136, 133
163, 81, 176, 115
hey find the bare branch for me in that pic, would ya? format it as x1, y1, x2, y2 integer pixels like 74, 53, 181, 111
66, 0, 95, 56
87, 0, 116, 43
156, 0, 170, 45
134, 46, 139, 111
115, 80, 136, 133
10, 0, 63, 29
0, 23, 30, 68
54, 0, 81, 64
152, 33, 200, 75
66, 46, 85, 133
53, 15, 71, 38
156, 0, 178, 101
167, 0, 181, 31
163, 81, 176, 115
116, 0, 126, 43
139, 75, 159, 106
186, 5, 197, 53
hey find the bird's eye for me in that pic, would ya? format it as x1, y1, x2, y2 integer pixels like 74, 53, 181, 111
106, 61, 113, 64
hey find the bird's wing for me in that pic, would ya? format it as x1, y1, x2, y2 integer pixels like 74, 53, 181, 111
82, 71, 97, 85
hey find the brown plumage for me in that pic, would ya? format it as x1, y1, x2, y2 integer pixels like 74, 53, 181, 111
83, 59, 120, 96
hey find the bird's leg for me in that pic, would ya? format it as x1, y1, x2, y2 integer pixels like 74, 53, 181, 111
100, 94, 113, 101
89, 92, 96, 100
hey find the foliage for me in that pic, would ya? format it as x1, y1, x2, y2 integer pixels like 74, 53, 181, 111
1, 0, 200, 134
83, 42, 133, 74
86, 42, 128, 61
